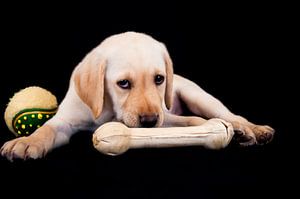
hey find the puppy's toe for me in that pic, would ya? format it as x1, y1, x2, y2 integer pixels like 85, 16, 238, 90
1, 139, 21, 161
232, 122, 257, 146
234, 133, 256, 146
11, 141, 29, 159
25, 145, 45, 160
253, 125, 275, 145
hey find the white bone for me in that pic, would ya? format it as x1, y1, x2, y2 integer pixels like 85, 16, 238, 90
93, 118, 234, 156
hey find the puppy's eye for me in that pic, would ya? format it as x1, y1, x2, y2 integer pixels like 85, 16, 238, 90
154, 75, 164, 85
117, 80, 131, 89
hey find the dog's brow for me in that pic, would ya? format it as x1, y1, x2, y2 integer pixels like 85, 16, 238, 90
154, 68, 165, 76
116, 73, 133, 82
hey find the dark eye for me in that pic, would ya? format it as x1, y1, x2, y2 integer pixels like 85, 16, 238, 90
154, 75, 164, 85
117, 79, 131, 89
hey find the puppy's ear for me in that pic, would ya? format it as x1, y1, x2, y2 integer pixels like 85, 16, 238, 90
162, 44, 174, 110
73, 52, 106, 119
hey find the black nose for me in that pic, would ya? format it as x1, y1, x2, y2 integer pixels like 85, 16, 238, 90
139, 114, 158, 127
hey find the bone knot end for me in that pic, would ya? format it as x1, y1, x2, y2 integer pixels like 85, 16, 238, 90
93, 122, 131, 156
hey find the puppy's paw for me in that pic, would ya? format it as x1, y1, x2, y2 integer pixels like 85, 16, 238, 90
252, 125, 275, 145
231, 121, 275, 146
0, 137, 47, 161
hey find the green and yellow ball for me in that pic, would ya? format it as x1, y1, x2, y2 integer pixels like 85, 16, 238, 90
4, 86, 58, 137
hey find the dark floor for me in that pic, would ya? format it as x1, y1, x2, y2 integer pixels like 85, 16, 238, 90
0, 129, 295, 198
0, 1, 297, 198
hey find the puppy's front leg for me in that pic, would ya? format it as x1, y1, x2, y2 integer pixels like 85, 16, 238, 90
0, 117, 72, 161
173, 74, 275, 146
163, 113, 207, 127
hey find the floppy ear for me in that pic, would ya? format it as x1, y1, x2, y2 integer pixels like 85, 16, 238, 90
73, 52, 106, 119
162, 45, 174, 110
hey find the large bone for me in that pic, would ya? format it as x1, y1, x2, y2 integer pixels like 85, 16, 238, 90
93, 118, 234, 156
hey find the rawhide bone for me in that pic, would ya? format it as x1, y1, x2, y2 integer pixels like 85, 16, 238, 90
93, 118, 234, 156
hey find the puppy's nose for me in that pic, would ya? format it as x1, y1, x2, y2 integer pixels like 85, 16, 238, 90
139, 114, 158, 128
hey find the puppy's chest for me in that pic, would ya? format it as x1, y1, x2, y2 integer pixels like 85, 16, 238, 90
168, 96, 196, 116
168, 96, 184, 116
93, 110, 115, 129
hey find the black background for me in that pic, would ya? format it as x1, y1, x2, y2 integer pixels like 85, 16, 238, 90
0, 1, 297, 198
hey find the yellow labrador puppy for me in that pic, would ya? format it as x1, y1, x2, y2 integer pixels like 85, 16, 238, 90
1, 32, 274, 160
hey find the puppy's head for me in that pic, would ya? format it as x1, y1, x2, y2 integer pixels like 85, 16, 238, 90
74, 32, 173, 128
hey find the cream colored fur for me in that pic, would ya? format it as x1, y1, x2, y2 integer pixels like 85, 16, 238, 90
1, 32, 274, 160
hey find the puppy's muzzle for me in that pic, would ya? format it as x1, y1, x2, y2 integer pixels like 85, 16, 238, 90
139, 114, 158, 127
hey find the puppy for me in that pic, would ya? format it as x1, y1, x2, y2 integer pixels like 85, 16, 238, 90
1, 32, 274, 160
